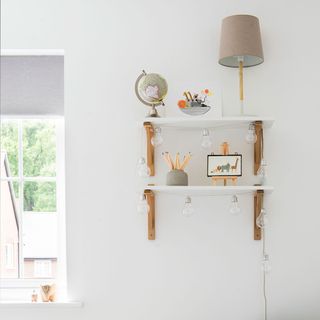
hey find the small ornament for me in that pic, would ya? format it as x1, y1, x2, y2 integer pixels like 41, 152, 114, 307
177, 89, 213, 116
135, 70, 168, 118
31, 290, 38, 302
40, 284, 56, 302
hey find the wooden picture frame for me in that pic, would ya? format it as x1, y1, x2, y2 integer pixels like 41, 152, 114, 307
207, 154, 242, 177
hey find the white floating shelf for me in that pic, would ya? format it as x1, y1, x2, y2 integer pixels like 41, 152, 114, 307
139, 116, 274, 129
145, 185, 274, 196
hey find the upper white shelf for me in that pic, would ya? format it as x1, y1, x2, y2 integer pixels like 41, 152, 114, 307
145, 185, 274, 196
139, 116, 274, 129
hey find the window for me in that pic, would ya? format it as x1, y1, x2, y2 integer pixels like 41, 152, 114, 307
0, 118, 66, 295
33, 260, 52, 278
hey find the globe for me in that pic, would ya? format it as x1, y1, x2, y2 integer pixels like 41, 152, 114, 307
135, 71, 168, 107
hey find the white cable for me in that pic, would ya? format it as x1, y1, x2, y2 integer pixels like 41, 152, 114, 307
144, 189, 269, 320
262, 227, 268, 320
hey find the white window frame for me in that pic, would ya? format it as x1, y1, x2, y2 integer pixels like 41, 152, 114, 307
0, 116, 67, 301
5, 243, 14, 269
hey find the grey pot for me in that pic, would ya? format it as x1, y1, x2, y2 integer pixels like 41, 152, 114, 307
166, 169, 188, 186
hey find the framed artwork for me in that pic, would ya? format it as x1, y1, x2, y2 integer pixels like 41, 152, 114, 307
207, 154, 242, 177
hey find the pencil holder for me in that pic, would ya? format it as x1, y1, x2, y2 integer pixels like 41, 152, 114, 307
166, 169, 188, 186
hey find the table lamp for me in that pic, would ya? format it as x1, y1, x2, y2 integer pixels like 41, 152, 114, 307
219, 14, 264, 115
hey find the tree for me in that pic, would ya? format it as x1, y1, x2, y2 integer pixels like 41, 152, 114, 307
1, 120, 56, 212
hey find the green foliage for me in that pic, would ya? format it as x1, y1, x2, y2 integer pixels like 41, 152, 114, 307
1, 120, 57, 212
0, 121, 18, 176
24, 182, 56, 212
23, 121, 56, 177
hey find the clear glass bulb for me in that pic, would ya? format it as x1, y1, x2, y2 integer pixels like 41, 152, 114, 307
256, 208, 268, 229
182, 196, 195, 217
261, 254, 271, 273
201, 128, 213, 149
257, 158, 267, 183
245, 123, 257, 144
229, 195, 241, 214
137, 157, 151, 177
151, 127, 164, 147
137, 194, 150, 215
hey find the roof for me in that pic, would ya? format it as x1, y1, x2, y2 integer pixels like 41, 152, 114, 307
1, 151, 19, 230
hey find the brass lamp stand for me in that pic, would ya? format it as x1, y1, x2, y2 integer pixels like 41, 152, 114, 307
219, 14, 264, 115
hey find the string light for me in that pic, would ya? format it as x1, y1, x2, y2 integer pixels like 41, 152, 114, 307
137, 157, 150, 177
137, 127, 150, 177
229, 194, 241, 214
201, 128, 213, 149
257, 129, 267, 184
151, 127, 164, 147
182, 196, 195, 217
137, 194, 150, 215
256, 208, 268, 229
245, 122, 257, 144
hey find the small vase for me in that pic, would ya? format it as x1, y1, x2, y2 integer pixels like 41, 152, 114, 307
166, 169, 188, 186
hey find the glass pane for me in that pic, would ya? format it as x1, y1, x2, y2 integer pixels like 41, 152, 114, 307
13, 181, 19, 199
24, 181, 56, 212
0, 181, 19, 279
23, 213, 58, 279
0, 120, 19, 177
23, 120, 56, 177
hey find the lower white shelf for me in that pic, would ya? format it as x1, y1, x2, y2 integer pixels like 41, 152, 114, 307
0, 301, 83, 308
144, 185, 274, 195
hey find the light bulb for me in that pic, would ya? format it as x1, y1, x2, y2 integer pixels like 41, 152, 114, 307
245, 123, 257, 144
261, 254, 271, 273
256, 208, 268, 229
137, 194, 150, 215
137, 157, 151, 177
151, 127, 164, 147
229, 195, 241, 214
182, 196, 195, 217
257, 158, 267, 183
201, 128, 213, 149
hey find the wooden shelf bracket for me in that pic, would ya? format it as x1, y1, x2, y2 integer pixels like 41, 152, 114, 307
143, 188, 266, 241
254, 190, 264, 240
254, 121, 263, 175
143, 122, 155, 176
144, 189, 155, 240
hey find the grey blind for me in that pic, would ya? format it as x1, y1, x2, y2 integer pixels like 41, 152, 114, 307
0, 55, 64, 115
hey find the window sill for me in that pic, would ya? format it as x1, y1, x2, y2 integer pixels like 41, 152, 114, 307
0, 301, 83, 308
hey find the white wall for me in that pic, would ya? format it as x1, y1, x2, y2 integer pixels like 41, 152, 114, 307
1, 0, 320, 319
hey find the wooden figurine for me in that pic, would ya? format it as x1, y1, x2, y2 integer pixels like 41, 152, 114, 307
31, 290, 38, 302
40, 284, 56, 302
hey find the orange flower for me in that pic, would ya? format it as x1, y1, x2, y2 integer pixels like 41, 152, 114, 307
178, 100, 187, 108
202, 89, 213, 96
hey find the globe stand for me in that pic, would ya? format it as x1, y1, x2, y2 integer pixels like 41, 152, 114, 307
147, 105, 160, 118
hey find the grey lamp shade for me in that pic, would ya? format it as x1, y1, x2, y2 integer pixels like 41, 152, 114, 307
219, 14, 264, 68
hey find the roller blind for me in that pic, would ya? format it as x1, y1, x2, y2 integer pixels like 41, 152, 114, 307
0, 55, 64, 116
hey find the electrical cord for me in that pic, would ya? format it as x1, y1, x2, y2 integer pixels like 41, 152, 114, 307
262, 227, 268, 320
139, 190, 269, 319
